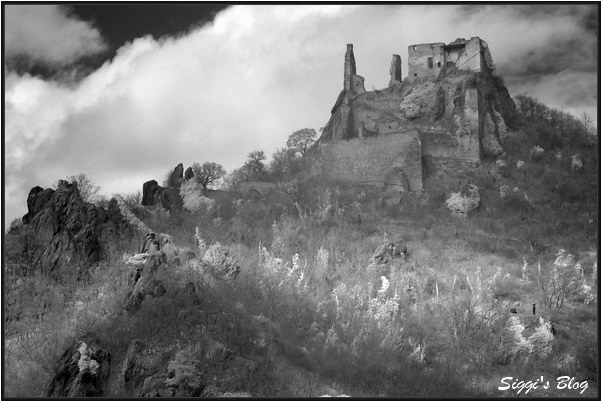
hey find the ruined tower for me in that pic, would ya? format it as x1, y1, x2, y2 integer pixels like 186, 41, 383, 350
388, 54, 402, 88
343, 44, 356, 91
343, 44, 366, 96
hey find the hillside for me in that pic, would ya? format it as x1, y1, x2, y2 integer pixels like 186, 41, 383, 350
3, 50, 599, 399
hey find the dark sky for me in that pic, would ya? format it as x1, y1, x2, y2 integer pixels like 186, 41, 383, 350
7, 4, 229, 77
68, 4, 228, 47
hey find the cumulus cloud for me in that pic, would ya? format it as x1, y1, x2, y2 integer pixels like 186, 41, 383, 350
5, 5, 106, 65
4, 4, 598, 227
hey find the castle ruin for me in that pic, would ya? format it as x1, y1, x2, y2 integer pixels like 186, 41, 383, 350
315, 37, 515, 193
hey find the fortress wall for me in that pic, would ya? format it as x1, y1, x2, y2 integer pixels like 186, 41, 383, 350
317, 130, 423, 192
349, 94, 405, 137
461, 86, 482, 157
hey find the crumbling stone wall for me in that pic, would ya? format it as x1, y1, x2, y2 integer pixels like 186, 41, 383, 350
408, 37, 491, 83
407, 42, 445, 81
316, 130, 423, 192
388, 55, 402, 88
442, 37, 484, 74
344, 44, 366, 95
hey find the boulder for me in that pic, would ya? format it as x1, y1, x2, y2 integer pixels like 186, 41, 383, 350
369, 239, 407, 266
140, 232, 161, 254
141, 180, 160, 206
168, 163, 184, 188
20, 180, 134, 277
141, 180, 183, 212
46, 337, 111, 397
184, 167, 195, 181
445, 184, 480, 218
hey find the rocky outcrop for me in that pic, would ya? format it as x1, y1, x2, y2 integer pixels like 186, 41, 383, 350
141, 180, 183, 212
168, 163, 184, 188
367, 239, 408, 285
46, 337, 111, 397
184, 167, 195, 181
119, 334, 260, 397
141, 180, 160, 206
125, 253, 167, 311
369, 240, 407, 266
20, 180, 134, 277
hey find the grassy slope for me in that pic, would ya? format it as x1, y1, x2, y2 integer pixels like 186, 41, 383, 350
4, 97, 598, 397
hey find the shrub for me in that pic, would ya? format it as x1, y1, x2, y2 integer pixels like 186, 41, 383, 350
179, 181, 218, 216
536, 250, 583, 317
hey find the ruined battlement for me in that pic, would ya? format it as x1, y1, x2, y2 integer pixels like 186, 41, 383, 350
407, 37, 495, 82
344, 44, 366, 94
314, 37, 515, 193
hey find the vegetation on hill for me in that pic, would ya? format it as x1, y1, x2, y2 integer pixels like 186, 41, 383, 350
3, 98, 598, 397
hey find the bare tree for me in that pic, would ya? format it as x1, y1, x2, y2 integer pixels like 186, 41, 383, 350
191, 162, 226, 189
286, 128, 317, 155
243, 150, 267, 179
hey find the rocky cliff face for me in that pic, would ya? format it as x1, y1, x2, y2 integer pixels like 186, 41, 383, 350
20, 180, 134, 277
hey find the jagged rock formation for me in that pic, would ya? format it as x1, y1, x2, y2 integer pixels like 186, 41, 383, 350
184, 167, 195, 181
20, 180, 134, 277
140, 163, 199, 211
168, 163, 185, 188
125, 253, 167, 311
315, 37, 518, 193
141, 179, 183, 212
46, 337, 111, 397
141, 180, 160, 206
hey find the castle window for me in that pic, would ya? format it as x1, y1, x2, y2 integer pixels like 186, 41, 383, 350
427, 57, 433, 68
413, 46, 417, 51
437, 61, 441, 68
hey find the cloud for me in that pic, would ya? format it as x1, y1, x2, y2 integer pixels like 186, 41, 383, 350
4, 5, 106, 65
4, 4, 598, 227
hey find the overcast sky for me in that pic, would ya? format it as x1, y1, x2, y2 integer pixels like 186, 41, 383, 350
3, 4, 599, 227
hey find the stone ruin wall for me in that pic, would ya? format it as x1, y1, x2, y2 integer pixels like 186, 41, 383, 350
316, 37, 512, 192
442, 37, 484, 74
407, 37, 492, 83
316, 130, 423, 192
407, 42, 445, 81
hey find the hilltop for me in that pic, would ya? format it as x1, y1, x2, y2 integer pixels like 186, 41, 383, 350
3, 36, 598, 398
